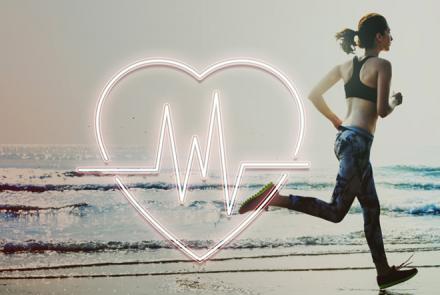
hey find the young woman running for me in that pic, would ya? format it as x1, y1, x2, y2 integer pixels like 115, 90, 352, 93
239, 13, 417, 289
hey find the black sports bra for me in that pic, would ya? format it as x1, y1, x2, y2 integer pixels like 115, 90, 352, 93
344, 56, 377, 103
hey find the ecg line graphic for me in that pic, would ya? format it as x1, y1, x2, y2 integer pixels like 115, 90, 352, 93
77, 91, 310, 215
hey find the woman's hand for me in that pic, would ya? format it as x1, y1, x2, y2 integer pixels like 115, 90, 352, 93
332, 116, 343, 130
390, 91, 403, 108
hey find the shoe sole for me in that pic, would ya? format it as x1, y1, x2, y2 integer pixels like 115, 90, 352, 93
378, 271, 418, 289
238, 182, 274, 214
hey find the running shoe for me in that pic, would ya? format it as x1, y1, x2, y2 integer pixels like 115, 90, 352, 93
238, 182, 275, 214
377, 255, 418, 289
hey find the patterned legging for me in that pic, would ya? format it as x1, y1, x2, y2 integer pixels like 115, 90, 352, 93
289, 125, 388, 269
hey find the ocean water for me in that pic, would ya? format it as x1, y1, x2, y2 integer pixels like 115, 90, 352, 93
1, 145, 439, 276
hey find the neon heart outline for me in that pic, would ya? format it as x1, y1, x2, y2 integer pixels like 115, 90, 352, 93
77, 58, 310, 262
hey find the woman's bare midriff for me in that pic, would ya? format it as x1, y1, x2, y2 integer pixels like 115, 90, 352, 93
341, 97, 378, 135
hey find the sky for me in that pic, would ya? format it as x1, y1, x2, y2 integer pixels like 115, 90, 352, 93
1, 0, 439, 166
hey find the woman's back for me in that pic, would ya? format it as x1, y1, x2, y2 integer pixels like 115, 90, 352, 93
339, 56, 381, 134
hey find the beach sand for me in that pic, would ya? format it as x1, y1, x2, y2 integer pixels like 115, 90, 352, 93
1, 250, 438, 294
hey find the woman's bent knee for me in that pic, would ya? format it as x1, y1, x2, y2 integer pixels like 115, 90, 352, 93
330, 211, 347, 223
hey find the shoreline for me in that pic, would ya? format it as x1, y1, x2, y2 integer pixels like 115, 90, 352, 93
1, 249, 438, 294
1, 267, 435, 295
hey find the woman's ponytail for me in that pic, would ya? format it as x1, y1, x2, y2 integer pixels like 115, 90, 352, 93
335, 28, 357, 54
335, 14, 389, 54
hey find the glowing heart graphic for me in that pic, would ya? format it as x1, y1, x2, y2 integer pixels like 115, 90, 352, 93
77, 58, 310, 262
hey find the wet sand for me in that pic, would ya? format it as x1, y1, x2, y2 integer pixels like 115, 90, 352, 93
1, 250, 438, 294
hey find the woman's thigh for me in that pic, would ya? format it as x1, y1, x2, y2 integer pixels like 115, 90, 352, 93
333, 129, 372, 197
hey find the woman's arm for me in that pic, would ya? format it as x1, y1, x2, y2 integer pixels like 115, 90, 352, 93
308, 65, 343, 129
376, 59, 402, 117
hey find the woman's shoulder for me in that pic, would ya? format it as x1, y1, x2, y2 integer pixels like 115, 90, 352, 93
373, 57, 392, 72
337, 55, 392, 81
353, 56, 389, 68
339, 57, 355, 69
358, 56, 392, 72
338, 56, 357, 74
341, 55, 391, 64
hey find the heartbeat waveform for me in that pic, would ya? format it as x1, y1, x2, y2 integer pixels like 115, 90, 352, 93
77, 91, 310, 215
